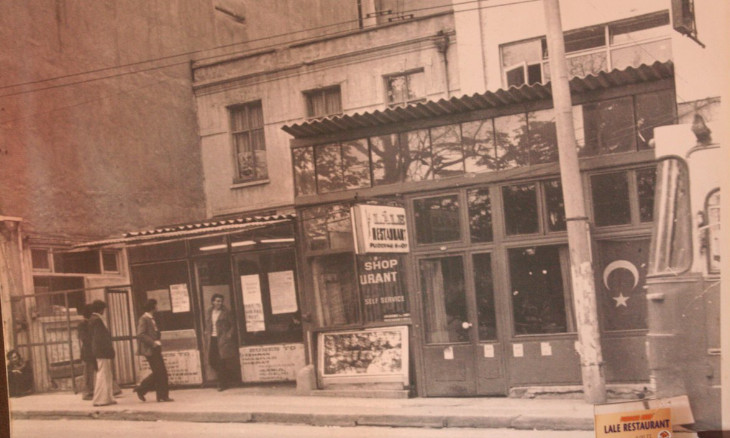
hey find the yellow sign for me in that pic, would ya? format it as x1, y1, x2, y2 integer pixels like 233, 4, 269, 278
595, 407, 672, 438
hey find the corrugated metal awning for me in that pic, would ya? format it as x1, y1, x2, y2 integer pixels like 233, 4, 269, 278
75, 213, 296, 248
282, 61, 674, 138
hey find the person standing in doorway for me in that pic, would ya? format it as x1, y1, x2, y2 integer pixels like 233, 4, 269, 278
205, 294, 238, 391
134, 299, 173, 402
89, 300, 116, 406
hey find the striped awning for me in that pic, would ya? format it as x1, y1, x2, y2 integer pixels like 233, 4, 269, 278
75, 213, 296, 248
282, 61, 674, 138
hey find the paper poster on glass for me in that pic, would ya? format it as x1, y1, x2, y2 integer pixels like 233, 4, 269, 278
268, 270, 298, 315
241, 274, 265, 332
169, 283, 190, 313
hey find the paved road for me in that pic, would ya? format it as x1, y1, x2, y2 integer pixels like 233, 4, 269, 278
11, 419, 598, 438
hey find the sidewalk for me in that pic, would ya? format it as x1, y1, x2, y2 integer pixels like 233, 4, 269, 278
9, 385, 595, 431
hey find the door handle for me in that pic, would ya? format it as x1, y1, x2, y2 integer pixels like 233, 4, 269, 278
461, 321, 473, 329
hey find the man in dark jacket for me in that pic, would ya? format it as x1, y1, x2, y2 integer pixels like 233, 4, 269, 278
205, 294, 239, 391
89, 300, 116, 406
134, 299, 172, 402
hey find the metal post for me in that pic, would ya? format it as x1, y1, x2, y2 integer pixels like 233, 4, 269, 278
542, 0, 606, 404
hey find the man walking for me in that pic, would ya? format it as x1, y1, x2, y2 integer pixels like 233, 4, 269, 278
134, 299, 173, 402
205, 294, 238, 391
89, 300, 116, 406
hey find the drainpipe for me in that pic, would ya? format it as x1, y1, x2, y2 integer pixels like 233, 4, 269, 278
435, 31, 451, 98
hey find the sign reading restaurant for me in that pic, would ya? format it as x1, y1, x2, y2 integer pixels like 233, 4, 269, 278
351, 204, 409, 254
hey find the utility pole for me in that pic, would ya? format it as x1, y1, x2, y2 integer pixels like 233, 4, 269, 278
542, 0, 606, 404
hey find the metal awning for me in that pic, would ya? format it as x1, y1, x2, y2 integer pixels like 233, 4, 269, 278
282, 61, 674, 138
75, 213, 296, 248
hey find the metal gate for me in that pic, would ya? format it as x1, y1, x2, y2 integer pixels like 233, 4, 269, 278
9, 284, 136, 393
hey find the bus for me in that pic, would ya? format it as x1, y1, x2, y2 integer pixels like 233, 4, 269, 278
646, 116, 722, 430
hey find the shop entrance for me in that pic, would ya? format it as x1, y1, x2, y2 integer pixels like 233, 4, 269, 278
417, 252, 506, 396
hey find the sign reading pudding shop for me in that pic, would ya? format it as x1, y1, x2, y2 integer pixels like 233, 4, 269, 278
351, 204, 409, 254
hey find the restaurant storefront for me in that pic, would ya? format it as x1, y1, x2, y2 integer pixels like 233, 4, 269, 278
119, 214, 305, 387
284, 62, 676, 397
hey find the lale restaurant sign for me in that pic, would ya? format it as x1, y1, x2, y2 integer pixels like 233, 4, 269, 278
351, 204, 409, 254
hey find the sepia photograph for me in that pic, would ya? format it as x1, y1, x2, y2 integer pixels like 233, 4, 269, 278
1, 1, 728, 437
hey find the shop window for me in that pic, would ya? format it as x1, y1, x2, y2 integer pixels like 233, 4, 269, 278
502, 183, 539, 235
53, 251, 101, 274
385, 70, 425, 106
413, 194, 460, 244
527, 108, 558, 165
462, 119, 498, 173
31, 249, 51, 271
101, 251, 119, 273
582, 96, 636, 156
230, 101, 267, 183
190, 235, 228, 255
467, 188, 493, 243
305, 85, 342, 119
430, 124, 464, 179
473, 253, 497, 341
341, 139, 372, 190
371, 133, 406, 186
420, 256, 468, 343
544, 179, 566, 232
635, 90, 676, 150
705, 190, 721, 273
292, 147, 316, 196
314, 140, 370, 193
592, 172, 631, 226
131, 261, 194, 332
301, 204, 353, 252
315, 143, 344, 193
636, 168, 657, 222
494, 113, 529, 169
235, 250, 302, 344
509, 245, 570, 335
597, 239, 649, 331
311, 254, 358, 327
405, 129, 431, 181
32, 276, 85, 316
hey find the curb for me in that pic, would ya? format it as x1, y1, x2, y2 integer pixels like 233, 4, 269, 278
11, 409, 594, 431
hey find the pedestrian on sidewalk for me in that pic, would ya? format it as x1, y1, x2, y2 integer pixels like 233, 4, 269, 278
134, 299, 173, 402
205, 293, 239, 391
89, 300, 116, 406
77, 305, 96, 401
79, 304, 123, 401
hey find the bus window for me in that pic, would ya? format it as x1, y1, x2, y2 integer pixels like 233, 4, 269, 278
648, 157, 693, 276
705, 190, 721, 273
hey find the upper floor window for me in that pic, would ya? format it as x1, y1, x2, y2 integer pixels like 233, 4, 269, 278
31, 248, 51, 271
386, 70, 425, 106
305, 86, 342, 119
230, 101, 268, 183
500, 11, 671, 88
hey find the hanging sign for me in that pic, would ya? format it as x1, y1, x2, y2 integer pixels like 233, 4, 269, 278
351, 204, 409, 254
357, 255, 408, 322
241, 274, 266, 332
169, 284, 190, 313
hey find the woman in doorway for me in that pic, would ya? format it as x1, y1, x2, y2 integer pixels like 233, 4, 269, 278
205, 294, 238, 391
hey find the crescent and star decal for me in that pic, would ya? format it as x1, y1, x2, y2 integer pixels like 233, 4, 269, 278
602, 260, 640, 308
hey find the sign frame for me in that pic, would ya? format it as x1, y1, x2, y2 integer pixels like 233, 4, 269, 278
351, 204, 409, 254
